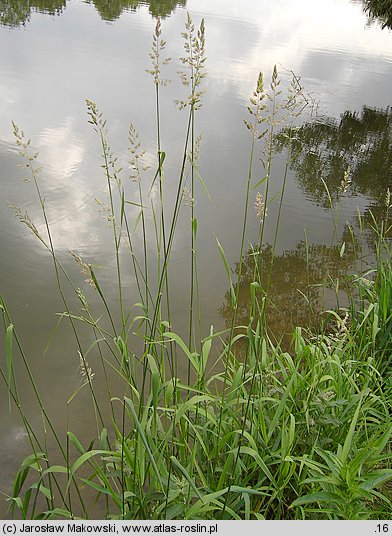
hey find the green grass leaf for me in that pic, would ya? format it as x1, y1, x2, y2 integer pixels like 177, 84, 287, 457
291, 492, 344, 507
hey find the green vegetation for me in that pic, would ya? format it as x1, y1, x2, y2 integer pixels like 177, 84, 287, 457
1, 15, 391, 520
276, 106, 392, 208
363, 0, 392, 29
2, 0, 392, 30
0, 0, 185, 26
89, 0, 186, 21
0, 0, 66, 26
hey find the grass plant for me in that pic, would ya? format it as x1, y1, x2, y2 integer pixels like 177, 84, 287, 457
1, 14, 391, 520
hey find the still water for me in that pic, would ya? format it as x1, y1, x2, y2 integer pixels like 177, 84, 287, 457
0, 0, 391, 516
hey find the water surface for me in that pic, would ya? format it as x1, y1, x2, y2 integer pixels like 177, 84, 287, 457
1, 0, 392, 516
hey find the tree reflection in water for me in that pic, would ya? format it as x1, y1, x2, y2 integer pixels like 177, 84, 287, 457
87, 0, 186, 21
0, 0, 65, 27
276, 106, 392, 208
219, 228, 360, 350
362, 0, 392, 29
0, 0, 186, 26
276, 104, 392, 248
220, 105, 392, 350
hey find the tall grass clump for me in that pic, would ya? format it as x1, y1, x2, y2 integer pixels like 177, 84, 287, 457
1, 14, 391, 520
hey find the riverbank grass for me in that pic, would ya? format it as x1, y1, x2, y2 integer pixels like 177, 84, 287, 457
1, 14, 391, 520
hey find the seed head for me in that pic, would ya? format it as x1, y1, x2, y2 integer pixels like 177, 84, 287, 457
8, 202, 46, 245
339, 168, 351, 194
245, 71, 268, 140
78, 351, 95, 384
128, 123, 149, 182
176, 14, 206, 110
255, 192, 266, 221
69, 250, 95, 288
146, 17, 171, 86
385, 187, 391, 210
12, 121, 42, 180
182, 186, 194, 207
86, 99, 106, 131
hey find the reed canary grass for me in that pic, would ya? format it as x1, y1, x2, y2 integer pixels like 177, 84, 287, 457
2, 16, 391, 521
